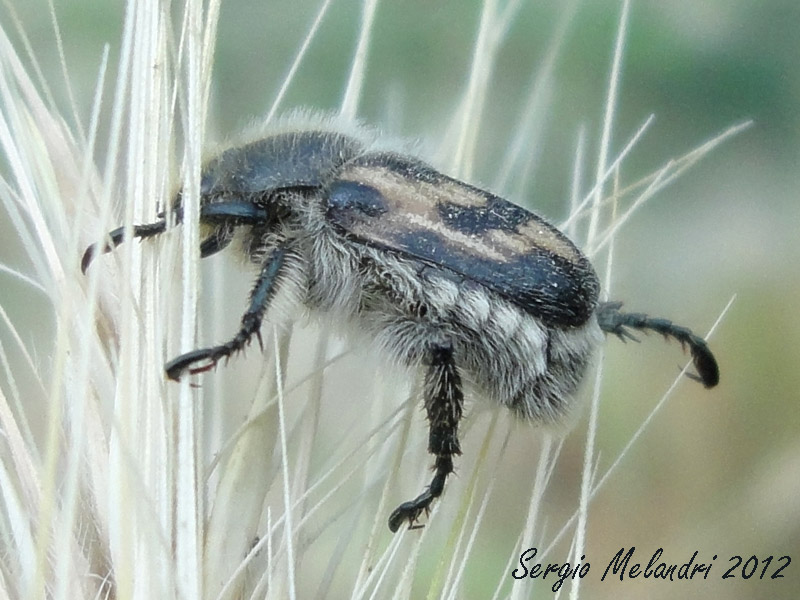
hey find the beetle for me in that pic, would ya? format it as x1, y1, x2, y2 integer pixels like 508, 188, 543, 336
82, 122, 719, 532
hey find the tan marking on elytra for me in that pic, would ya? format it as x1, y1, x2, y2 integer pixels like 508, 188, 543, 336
401, 213, 507, 261
342, 164, 489, 213
516, 221, 581, 262
486, 228, 528, 253
338, 165, 509, 261
431, 178, 489, 207
338, 163, 583, 264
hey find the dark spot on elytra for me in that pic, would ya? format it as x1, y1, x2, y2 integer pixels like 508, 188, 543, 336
437, 196, 535, 236
326, 180, 389, 222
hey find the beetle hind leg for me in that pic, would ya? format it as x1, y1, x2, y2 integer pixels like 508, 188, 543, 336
388, 342, 464, 532
597, 301, 719, 388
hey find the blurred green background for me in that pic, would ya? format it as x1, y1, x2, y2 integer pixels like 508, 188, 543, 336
1, 0, 798, 598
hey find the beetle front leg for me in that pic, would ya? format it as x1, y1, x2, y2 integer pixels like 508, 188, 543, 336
81, 220, 168, 273
81, 200, 269, 272
165, 245, 288, 380
199, 225, 234, 258
389, 342, 464, 532
197, 200, 271, 258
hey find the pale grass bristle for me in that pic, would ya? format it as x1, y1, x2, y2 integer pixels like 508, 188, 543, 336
0, 1, 741, 598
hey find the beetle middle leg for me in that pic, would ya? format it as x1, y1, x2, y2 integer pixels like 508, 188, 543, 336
165, 244, 288, 380
388, 341, 464, 532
